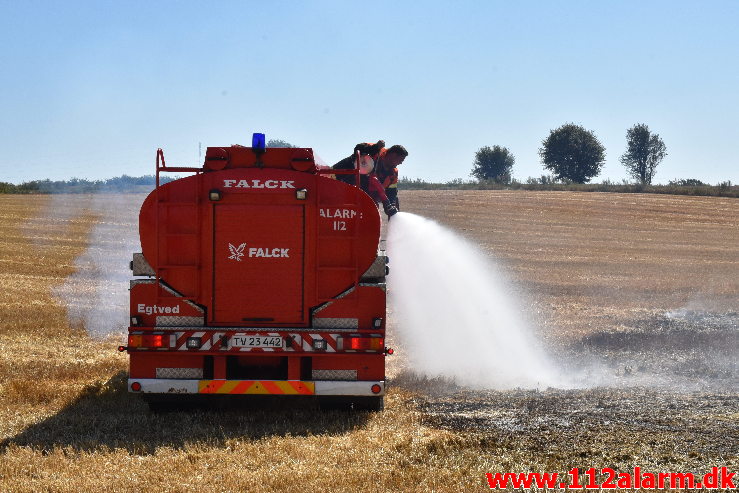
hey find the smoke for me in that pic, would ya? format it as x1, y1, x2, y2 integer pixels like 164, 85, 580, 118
53, 194, 143, 338
21, 194, 93, 249
387, 212, 564, 389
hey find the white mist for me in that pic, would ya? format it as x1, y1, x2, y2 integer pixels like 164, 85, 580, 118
53, 194, 142, 338
387, 212, 560, 389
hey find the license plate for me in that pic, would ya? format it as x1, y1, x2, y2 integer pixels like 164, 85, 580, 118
231, 335, 284, 348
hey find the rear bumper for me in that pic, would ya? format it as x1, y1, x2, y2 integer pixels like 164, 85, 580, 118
128, 378, 384, 396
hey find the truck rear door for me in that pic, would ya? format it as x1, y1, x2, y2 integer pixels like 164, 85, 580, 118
212, 204, 305, 325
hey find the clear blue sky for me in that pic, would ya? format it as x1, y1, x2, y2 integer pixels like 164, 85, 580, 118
1, 0, 737, 185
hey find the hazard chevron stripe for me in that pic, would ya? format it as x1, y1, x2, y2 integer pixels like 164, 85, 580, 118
198, 380, 315, 395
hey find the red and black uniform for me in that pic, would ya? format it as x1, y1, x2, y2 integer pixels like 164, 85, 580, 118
373, 148, 399, 209
332, 141, 397, 217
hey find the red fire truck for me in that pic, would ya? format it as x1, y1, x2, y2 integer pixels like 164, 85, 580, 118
122, 134, 390, 410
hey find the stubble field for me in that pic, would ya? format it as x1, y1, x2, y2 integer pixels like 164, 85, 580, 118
0, 191, 737, 492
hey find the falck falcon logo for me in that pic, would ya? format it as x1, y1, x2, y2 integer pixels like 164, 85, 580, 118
228, 243, 246, 261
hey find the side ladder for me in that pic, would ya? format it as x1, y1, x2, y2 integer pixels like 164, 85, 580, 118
153, 149, 204, 313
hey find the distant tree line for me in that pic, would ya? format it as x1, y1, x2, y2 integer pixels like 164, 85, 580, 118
472, 122, 673, 185
0, 175, 175, 194
4, 133, 732, 197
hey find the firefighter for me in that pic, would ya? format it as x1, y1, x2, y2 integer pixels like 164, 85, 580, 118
333, 141, 407, 218
373, 144, 408, 212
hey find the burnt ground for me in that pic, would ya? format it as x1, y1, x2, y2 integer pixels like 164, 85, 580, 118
390, 310, 739, 475
414, 387, 738, 471
571, 310, 738, 387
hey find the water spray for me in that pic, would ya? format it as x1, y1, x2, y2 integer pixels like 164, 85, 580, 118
387, 212, 561, 389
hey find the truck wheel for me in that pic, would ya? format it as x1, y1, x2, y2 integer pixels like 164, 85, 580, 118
143, 395, 178, 413
318, 396, 384, 412
352, 396, 384, 411
318, 396, 352, 411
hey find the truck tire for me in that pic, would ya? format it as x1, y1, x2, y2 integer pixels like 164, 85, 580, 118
143, 394, 187, 413
318, 396, 384, 412
353, 396, 384, 411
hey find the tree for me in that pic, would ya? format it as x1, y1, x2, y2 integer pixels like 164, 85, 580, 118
539, 123, 606, 183
619, 123, 666, 185
267, 139, 296, 148
471, 145, 515, 183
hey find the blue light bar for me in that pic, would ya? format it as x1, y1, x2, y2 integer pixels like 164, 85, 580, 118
252, 132, 266, 151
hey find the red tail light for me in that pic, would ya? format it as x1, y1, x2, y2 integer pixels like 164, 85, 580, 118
128, 333, 168, 348
340, 336, 384, 351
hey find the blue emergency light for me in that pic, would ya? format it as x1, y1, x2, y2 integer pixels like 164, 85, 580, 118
252, 132, 266, 151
